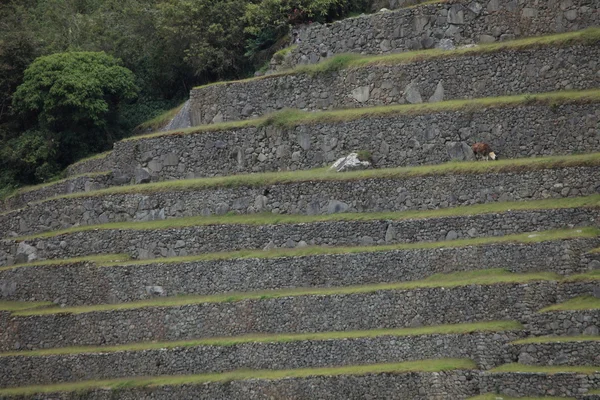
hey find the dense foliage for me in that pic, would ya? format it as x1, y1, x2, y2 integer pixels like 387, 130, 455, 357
0, 0, 370, 193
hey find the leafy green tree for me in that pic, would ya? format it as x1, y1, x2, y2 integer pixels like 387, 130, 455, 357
12, 51, 138, 165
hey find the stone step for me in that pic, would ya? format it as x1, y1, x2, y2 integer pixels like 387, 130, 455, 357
285, 0, 599, 69
118, 94, 600, 182
524, 296, 600, 337
190, 32, 600, 125
480, 364, 600, 398
0, 323, 521, 388
2, 197, 598, 266
0, 276, 594, 351
64, 151, 113, 178
509, 336, 600, 366
0, 172, 129, 214
1, 230, 597, 305
2, 153, 599, 238
0, 359, 480, 399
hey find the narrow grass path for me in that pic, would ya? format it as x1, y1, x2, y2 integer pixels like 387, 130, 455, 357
0, 358, 476, 396
512, 335, 600, 345
12, 194, 600, 241
0, 320, 521, 358
10, 269, 570, 316
490, 364, 600, 374
0, 300, 55, 312
3, 227, 594, 271
468, 395, 576, 400
540, 296, 600, 312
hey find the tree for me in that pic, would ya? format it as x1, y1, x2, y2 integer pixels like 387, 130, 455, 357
12, 51, 138, 165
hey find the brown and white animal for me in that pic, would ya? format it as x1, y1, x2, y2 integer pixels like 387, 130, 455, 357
471, 142, 497, 161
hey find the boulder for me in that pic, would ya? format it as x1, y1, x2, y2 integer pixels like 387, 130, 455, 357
329, 153, 371, 172
15, 242, 38, 264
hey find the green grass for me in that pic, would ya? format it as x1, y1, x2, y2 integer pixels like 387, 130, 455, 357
193, 28, 600, 90
66, 150, 112, 170
0, 300, 55, 312
130, 89, 600, 141
563, 269, 600, 282
134, 102, 187, 133
27, 152, 600, 204
0, 320, 521, 357
11, 269, 563, 316
490, 364, 600, 374
0, 254, 131, 272
468, 395, 576, 400
540, 296, 600, 312
96, 227, 598, 267
13, 194, 600, 241
512, 335, 600, 345
0, 358, 476, 396
590, 389, 600, 394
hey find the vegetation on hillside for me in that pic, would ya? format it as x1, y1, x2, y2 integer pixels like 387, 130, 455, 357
0, 0, 371, 193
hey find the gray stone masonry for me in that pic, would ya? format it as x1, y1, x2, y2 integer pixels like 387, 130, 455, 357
509, 340, 600, 366
2, 165, 599, 238
0, 332, 521, 388
0, 173, 115, 213
0, 371, 481, 400
479, 371, 600, 398
65, 152, 114, 178
1, 206, 598, 266
525, 309, 600, 336
190, 46, 600, 125
1, 237, 598, 305
115, 103, 600, 181
1, 371, 599, 400
0, 281, 594, 351
288, 0, 600, 68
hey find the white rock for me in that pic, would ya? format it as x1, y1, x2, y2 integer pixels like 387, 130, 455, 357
330, 153, 371, 172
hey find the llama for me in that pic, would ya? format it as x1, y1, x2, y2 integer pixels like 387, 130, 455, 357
471, 142, 497, 161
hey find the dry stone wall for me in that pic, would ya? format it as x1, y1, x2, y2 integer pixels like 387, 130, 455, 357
64, 152, 114, 177
2, 166, 598, 237
1, 238, 598, 305
2, 207, 598, 266
115, 103, 600, 181
0, 281, 594, 351
190, 45, 600, 125
288, 0, 600, 68
0, 371, 480, 400
509, 341, 600, 366
0, 332, 521, 387
478, 372, 600, 398
525, 309, 600, 336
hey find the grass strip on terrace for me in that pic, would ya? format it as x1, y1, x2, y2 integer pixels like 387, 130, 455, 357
0, 358, 476, 396
98, 227, 599, 267
13, 194, 600, 241
30, 152, 600, 202
0, 320, 521, 358
131, 88, 600, 140
512, 335, 600, 345
539, 296, 600, 313
66, 150, 112, 170
11, 269, 564, 316
490, 364, 600, 374
134, 102, 186, 133
0, 254, 131, 272
590, 389, 600, 394
0, 300, 55, 312
192, 28, 600, 91
468, 395, 576, 400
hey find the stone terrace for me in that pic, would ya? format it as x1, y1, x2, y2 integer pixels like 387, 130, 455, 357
0, 0, 599, 398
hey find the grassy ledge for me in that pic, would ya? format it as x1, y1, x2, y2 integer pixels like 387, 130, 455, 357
0, 320, 521, 358
12, 194, 600, 241
512, 335, 600, 345
66, 150, 112, 171
28, 152, 600, 202
3, 227, 594, 271
490, 364, 600, 374
0, 254, 131, 272
468, 395, 576, 400
11, 269, 566, 316
97, 227, 598, 267
134, 102, 187, 133
0, 358, 476, 396
130, 88, 600, 141
0, 300, 55, 312
193, 28, 600, 91
539, 296, 600, 313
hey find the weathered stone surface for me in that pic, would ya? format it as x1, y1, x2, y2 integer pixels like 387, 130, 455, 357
329, 153, 371, 172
